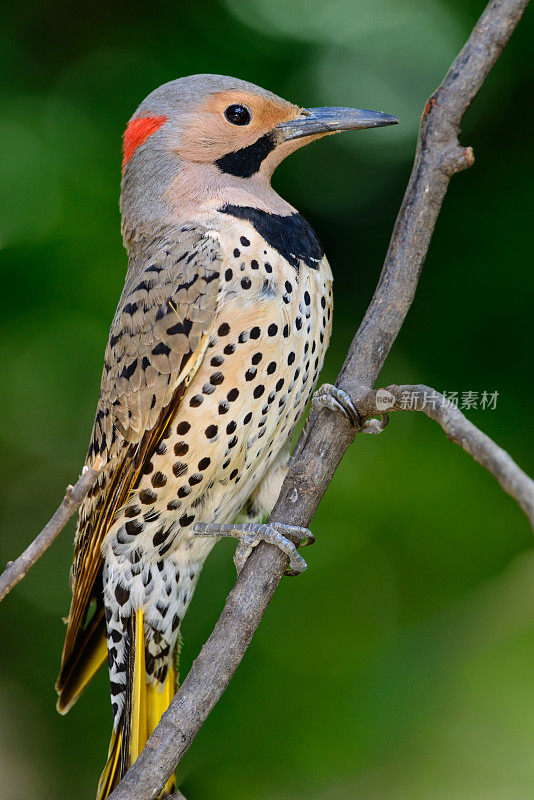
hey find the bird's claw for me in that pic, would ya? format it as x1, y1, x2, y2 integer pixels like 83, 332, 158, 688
312, 384, 362, 428
192, 521, 314, 576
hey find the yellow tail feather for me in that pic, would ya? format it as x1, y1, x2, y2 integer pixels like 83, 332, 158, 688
96, 610, 177, 800
56, 605, 108, 714
96, 728, 122, 800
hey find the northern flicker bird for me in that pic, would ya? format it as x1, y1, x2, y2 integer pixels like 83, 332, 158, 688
55, 74, 398, 798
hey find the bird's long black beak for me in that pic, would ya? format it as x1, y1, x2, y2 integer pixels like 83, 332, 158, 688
276, 106, 399, 141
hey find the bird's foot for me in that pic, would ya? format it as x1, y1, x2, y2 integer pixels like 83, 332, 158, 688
312, 384, 362, 428
192, 521, 314, 576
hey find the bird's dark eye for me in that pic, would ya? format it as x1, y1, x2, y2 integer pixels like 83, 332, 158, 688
224, 104, 252, 126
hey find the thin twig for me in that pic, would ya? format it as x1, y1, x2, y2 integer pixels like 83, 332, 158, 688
357, 384, 534, 527
108, 1, 530, 798
0, 457, 102, 603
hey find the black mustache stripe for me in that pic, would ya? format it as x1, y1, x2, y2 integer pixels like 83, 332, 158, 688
215, 132, 277, 178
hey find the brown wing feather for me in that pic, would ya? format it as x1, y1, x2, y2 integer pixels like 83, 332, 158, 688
56, 225, 222, 706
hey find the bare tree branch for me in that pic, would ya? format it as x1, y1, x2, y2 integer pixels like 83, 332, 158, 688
107, 1, 530, 797
0, 457, 102, 603
356, 384, 534, 528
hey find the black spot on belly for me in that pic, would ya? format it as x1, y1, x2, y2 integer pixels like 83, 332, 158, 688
114, 585, 130, 606
219, 205, 324, 270
153, 527, 168, 546
125, 519, 143, 535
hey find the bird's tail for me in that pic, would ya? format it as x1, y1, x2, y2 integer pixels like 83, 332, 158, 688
96, 609, 177, 800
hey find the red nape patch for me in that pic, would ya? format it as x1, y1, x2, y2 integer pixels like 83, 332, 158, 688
122, 115, 167, 171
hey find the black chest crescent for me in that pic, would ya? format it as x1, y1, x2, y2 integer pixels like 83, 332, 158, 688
220, 204, 324, 271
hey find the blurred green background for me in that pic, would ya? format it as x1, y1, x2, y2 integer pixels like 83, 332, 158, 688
1, 1, 533, 798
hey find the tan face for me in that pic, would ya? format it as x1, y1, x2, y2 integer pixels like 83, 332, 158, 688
171, 90, 303, 169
